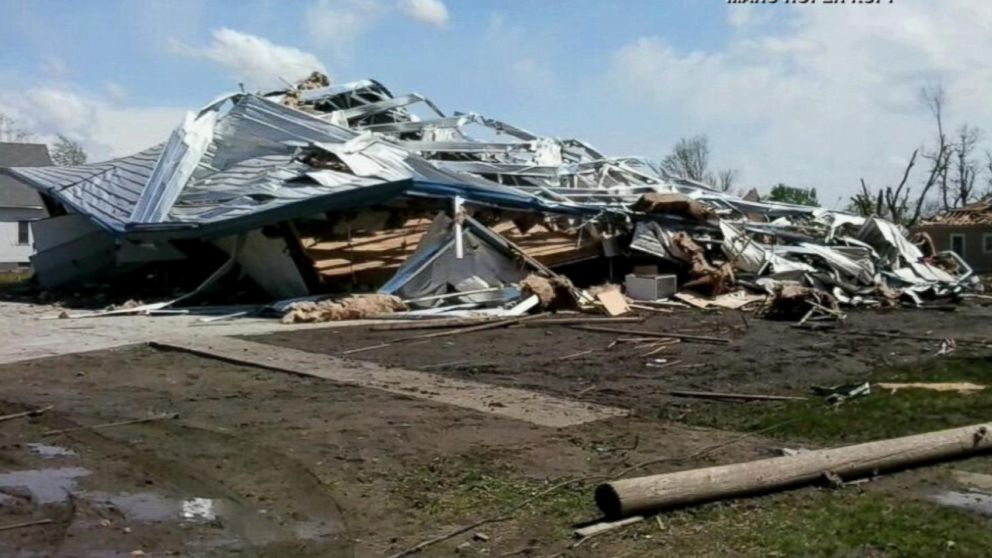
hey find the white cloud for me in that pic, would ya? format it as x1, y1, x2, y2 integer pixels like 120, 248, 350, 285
398, 0, 449, 28
0, 84, 184, 161
611, 0, 992, 205
305, 0, 384, 53
173, 28, 327, 90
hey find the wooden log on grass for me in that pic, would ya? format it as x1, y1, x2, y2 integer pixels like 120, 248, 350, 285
595, 421, 992, 519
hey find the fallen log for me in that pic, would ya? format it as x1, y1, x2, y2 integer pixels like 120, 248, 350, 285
667, 390, 807, 402
570, 325, 731, 345
595, 421, 992, 518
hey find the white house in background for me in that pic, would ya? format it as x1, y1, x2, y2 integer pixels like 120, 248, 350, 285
0, 143, 51, 269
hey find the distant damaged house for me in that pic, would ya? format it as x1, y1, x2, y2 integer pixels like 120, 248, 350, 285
0, 73, 976, 309
915, 199, 992, 273
0, 143, 51, 269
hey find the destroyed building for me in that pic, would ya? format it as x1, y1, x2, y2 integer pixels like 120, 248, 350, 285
0, 73, 976, 315
915, 198, 992, 273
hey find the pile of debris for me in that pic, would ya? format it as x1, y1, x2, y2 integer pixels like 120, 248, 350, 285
0, 72, 975, 321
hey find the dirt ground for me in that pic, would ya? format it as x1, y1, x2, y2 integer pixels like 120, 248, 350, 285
254, 302, 992, 431
0, 302, 990, 556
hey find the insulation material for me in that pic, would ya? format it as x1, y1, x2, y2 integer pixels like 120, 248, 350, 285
631, 192, 716, 221
281, 294, 406, 323
519, 274, 556, 307
759, 283, 839, 320
674, 232, 733, 295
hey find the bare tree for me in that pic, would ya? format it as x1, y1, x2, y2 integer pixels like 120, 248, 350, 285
0, 113, 34, 142
951, 124, 981, 207
662, 135, 710, 183
985, 150, 992, 198
853, 150, 919, 222
716, 168, 739, 193
919, 85, 953, 211
852, 85, 954, 225
50, 134, 87, 166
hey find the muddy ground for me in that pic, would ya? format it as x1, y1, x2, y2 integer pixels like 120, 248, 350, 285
255, 302, 992, 432
0, 303, 990, 556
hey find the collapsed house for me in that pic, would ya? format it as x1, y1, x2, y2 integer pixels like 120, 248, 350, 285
914, 198, 992, 274
0, 73, 975, 318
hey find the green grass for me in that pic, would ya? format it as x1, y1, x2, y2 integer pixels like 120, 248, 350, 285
386, 357, 992, 555
612, 488, 992, 557
392, 455, 992, 557
395, 455, 594, 528
689, 355, 992, 445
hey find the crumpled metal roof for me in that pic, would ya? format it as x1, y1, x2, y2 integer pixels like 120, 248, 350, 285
2, 93, 588, 239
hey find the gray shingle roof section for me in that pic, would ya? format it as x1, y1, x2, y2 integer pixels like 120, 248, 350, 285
0, 143, 52, 209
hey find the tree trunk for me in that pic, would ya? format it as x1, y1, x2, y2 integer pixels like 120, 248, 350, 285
595, 422, 992, 518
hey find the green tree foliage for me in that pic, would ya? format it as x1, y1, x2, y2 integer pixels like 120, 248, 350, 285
766, 183, 819, 207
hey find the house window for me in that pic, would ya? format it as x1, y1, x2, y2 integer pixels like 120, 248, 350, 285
17, 222, 30, 246
950, 233, 965, 256
984, 233, 992, 254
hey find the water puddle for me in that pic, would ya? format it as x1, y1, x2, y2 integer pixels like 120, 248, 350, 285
87, 492, 222, 523
932, 490, 992, 517
88, 491, 308, 545
0, 467, 90, 504
25, 443, 77, 459
182, 497, 217, 520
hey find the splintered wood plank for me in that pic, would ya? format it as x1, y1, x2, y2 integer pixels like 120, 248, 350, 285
151, 337, 627, 428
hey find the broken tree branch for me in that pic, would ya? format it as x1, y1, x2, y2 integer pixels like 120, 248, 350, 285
0, 518, 53, 531
42, 413, 179, 437
0, 405, 53, 424
572, 516, 645, 547
570, 325, 731, 345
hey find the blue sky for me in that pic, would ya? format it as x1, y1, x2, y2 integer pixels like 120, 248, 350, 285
1, 0, 989, 206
